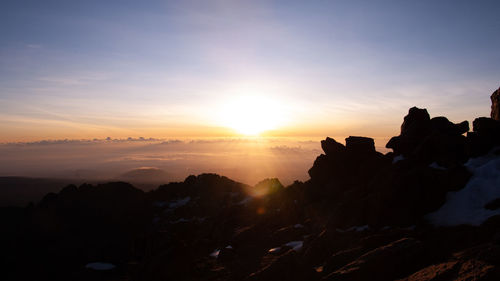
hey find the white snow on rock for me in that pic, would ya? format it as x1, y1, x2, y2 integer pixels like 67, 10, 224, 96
236, 196, 252, 205
209, 249, 220, 258
85, 262, 115, 270
346, 225, 370, 232
168, 197, 191, 209
392, 155, 405, 164
225, 245, 233, 249
285, 241, 303, 251
429, 162, 447, 170
427, 151, 500, 226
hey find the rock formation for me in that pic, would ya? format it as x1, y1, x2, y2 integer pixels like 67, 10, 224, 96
3, 87, 500, 281
491, 87, 500, 120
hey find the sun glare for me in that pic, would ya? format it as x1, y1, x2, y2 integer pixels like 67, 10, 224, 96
217, 96, 287, 135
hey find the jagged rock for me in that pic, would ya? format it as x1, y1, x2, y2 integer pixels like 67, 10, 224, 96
473, 117, 500, 133
323, 247, 364, 274
270, 225, 307, 246
345, 136, 375, 154
308, 137, 349, 185
321, 137, 346, 156
254, 178, 283, 196
387, 107, 469, 165
322, 238, 424, 281
399, 244, 500, 281
430, 117, 469, 135
413, 133, 468, 166
248, 249, 318, 281
401, 107, 431, 137
491, 87, 500, 120
386, 107, 431, 156
467, 117, 500, 157
397, 261, 460, 281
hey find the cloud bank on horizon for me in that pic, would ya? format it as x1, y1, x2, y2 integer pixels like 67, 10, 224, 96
1, 0, 499, 141
0, 138, 327, 186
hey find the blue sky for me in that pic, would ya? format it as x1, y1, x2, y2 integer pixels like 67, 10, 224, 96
1, 0, 499, 141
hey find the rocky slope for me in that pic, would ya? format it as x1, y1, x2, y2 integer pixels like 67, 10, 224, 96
3, 88, 500, 281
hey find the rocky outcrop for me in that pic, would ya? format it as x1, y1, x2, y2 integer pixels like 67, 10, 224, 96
466, 116, 500, 157
491, 87, 500, 120
323, 238, 424, 281
4, 87, 500, 281
386, 107, 469, 166
399, 243, 500, 281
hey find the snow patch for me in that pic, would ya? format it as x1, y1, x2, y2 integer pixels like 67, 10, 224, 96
392, 155, 405, 164
169, 197, 191, 208
236, 196, 252, 205
85, 262, 115, 270
427, 152, 500, 226
209, 249, 220, 258
225, 245, 233, 249
285, 241, 303, 251
429, 162, 447, 170
351, 225, 370, 232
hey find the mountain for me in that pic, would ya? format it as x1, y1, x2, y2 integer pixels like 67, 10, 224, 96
2, 87, 500, 280
0, 177, 79, 206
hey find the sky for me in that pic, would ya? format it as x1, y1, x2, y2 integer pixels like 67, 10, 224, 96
1, 0, 500, 143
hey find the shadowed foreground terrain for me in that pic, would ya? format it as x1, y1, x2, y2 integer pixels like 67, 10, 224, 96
2, 88, 500, 281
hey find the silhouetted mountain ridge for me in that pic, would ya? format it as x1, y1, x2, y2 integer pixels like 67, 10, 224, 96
3, 87, 500, 280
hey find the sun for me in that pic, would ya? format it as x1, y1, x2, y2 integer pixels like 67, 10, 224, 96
217, 96, 287, 135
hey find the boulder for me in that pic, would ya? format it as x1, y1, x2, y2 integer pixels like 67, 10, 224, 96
386, 107, 431, 156
467, 117, 500, 157
248, 250, 318, 281
322, 238, 424, 281
345, 136, 375, 155
401, 107, 431, 137
387, 107, 469, 162
473, 117, 500, 134
321, 137, 346, 156
429, 117, 469, 135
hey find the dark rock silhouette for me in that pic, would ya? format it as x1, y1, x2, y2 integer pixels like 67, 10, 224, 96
387, 107, 469, 166
3, 87, 500, 281
491, 87, 500, 120
345, 136, 375, 155
467, 117, 500, 157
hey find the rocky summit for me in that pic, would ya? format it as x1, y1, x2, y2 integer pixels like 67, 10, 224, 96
3, 88, 500, 281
